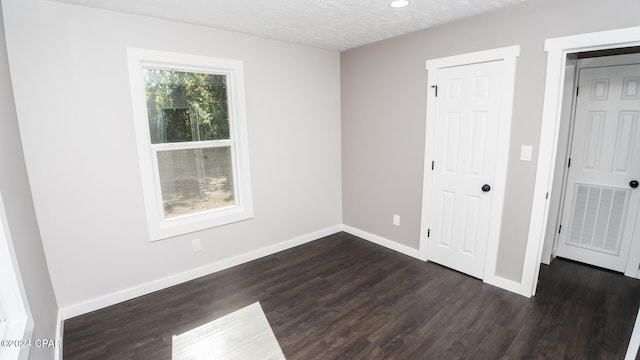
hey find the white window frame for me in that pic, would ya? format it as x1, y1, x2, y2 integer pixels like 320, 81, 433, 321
127, 48, 253, 241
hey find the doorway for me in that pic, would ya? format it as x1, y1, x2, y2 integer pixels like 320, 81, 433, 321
550, 52, 640, 273
524, 26, 640, 298
420, 46, 519, 290
426, 60, 504, 279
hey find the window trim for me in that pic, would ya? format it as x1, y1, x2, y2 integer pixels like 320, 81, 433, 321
127, 48, 253, 241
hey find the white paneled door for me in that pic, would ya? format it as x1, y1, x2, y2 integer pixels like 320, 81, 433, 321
556, 64, 640, 272
427, 60, 504, 279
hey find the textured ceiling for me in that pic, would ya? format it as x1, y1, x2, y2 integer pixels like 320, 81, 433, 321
49, 0, 528, 51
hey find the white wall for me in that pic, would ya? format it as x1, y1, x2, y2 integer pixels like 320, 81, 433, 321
0, 4, 58, 359
2, 0, 342, 311
341, 0, 640, 283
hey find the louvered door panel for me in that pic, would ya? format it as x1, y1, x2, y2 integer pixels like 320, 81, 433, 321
568, 184, 629, 255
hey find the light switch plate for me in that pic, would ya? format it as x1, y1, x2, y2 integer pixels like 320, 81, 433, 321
520, 145, 533, 161
192, 238, 201, 252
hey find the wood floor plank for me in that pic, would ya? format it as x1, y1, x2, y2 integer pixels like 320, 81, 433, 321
63, 232, 640, 359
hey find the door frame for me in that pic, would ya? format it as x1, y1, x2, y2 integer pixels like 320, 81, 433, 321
420, 45, 520, 293
523, 26, 640, 297
0, 191, 34, 360
540, 58, 578, 265
545, 54, 640, 268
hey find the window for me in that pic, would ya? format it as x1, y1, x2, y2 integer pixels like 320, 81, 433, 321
128, 49, 253, 240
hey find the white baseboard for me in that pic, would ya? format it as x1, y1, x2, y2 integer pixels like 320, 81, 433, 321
59, 223, 534, 322
52, 222, 640, 359
340, 225, 533, 298
483, 273, 531, 298
625, 307, 640, 360
60, 225, 342, 319
341, 225, 423, 260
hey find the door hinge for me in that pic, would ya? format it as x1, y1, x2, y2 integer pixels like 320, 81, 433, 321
431, 160, 435, 170
558, 225, 562, 234
431, 85, 438, 97
427, 228, 431, 238
546, 192, 549, 199
567, 158, 571, 168
576, 86, 579, 97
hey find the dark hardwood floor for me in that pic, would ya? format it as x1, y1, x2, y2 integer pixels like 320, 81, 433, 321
63, 232, 640, 359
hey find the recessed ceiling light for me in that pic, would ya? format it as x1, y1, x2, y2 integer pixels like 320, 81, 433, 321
390, 0, 409, 8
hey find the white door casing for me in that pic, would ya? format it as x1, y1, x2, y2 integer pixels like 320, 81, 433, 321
526, 26, 640, 298
0, 191, 33, 360
541, 60, 578, 265
556, 64, 640, 272
421, 46, 519, 291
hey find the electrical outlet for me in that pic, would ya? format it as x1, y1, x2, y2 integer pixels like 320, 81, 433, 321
393, 214, 401, 226
192, 238, 201, 252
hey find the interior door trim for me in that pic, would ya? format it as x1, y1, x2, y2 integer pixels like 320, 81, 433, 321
525, 26, 640, 298
420, 45, 520, 294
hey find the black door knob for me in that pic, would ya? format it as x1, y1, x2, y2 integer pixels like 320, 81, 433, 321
482, 184, 491, 192
631, 180, 639, 189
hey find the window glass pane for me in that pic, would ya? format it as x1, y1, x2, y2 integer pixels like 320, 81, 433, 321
157, 147, 235, 218
143, 69, 230, 144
